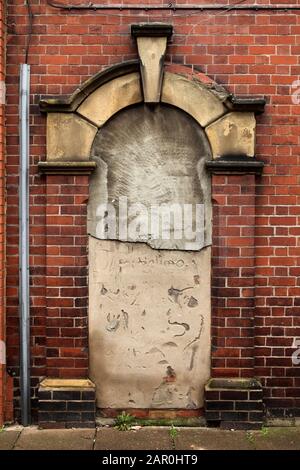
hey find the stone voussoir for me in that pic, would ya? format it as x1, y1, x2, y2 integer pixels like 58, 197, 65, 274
77, 72, 142, 127
161, 72, 227, 128
205, 111, 256, 159
47, 113, 97, 162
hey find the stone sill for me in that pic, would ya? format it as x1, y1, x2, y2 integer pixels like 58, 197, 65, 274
38, 161, 97, 175
206, 155, 264, 175
40, 378, 95, 390
206, 378, 262, 390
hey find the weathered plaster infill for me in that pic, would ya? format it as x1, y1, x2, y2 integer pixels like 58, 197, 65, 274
161, 72, 227, 128
205, 112, 256, 159
88, 103, 212, 250
77, 73, 143, 128
47, 113, 97, 161
89, 237, 211, 409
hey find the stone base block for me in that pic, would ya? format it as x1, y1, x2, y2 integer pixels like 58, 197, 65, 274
205, 378, 263, 430
38, 378, 96, 429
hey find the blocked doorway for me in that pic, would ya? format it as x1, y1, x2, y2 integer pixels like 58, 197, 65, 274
88, 103, 212, 411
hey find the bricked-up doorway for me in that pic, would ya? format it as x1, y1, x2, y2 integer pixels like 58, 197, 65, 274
88, 103, 212, 411
38, 24, 264, 427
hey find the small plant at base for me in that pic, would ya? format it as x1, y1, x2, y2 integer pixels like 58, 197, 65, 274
169, 424, 178, 440
114, 411, 134, 431
246, 431, 255, 444
261, 426, 269, 437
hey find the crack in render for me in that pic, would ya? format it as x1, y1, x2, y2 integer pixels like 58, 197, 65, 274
184, 314, 204, 351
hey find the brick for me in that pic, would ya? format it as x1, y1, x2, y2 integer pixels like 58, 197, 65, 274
52, 391, 81, 401
39, 401, 67, 411
220, 411, 249, 422
206, 401, 234, 411
82, 391, 96, 400
67, 401, 95, 411
81, 412, 96, 421
205, 411, 220, 421
220, 391, 249, 401
249, 412, 264, 421
205, 390, 219, 400
235, 401, 263, 411
221, 421, 262, 430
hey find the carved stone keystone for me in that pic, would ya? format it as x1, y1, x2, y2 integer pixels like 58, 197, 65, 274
131, 23, 173, 103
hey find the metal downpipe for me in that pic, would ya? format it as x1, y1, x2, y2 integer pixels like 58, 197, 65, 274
19, 64, 31, 426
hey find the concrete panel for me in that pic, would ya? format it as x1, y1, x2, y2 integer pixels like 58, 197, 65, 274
205, 112, 256, 158
88, 103, 212, 250
161, 72, 226, 127
77, 73, 142, 127
47, 113, 97, 161
89, 237, 211, 410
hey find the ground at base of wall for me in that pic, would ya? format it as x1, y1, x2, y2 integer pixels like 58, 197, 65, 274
1, 425, 300, 450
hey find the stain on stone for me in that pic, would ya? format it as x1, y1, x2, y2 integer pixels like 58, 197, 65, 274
164, 366, 176, 383
242, 128, 252, 139
187, 387, 197, 409
151, 367, 181, 406
189, 344, 199, 370
168, 318, 190, 337
194, 275, 200, 285
168, 286, 193, 305
162, 341, 177, 348
187, 296, 198, 308
152, 382, 174, 407
106, 313, 120, 332
121, 309, 129, 329
146, 347, 165, 358
100, 284, 108, 295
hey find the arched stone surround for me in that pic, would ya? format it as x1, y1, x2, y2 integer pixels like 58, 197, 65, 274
37, 24, 265, 427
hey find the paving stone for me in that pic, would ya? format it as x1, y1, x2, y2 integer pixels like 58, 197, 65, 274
14, 427, 95, 450
174, 427, 254, 450
0, 430, 20, 450
95, 427, 173, 450
251, 427, 300, 450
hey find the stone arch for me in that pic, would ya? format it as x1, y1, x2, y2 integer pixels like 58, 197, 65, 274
40, 62, 263, 171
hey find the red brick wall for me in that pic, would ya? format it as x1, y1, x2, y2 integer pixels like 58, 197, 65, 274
5, 1, 300, 417
212, 174, 256, 379
0, 0, 6, 427
45, 175, 89, 379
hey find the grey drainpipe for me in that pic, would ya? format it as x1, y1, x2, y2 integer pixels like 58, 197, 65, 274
19, 64, 31, 426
